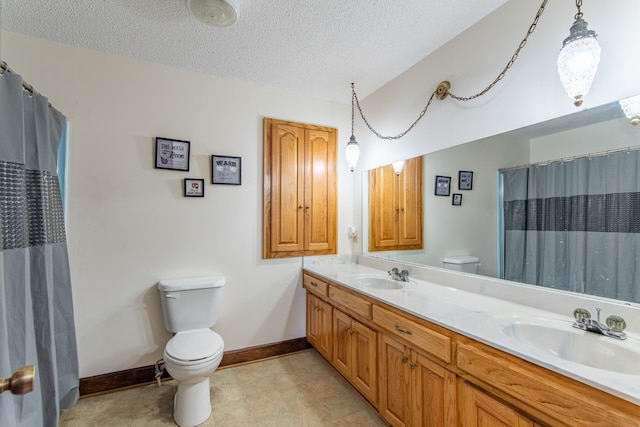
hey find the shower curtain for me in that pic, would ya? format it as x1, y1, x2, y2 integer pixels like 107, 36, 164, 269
0, 68, 79, 426
501, 150, 640, 303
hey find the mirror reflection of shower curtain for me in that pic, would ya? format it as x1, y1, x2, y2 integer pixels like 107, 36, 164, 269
0, 69, 79, 426
501, 150, 640, 303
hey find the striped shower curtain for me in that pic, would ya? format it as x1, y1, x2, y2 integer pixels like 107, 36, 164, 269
0, 66, 79, 426
501, 150, 640, 303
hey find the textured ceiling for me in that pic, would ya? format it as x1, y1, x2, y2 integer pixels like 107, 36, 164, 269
0, 0, 508, 103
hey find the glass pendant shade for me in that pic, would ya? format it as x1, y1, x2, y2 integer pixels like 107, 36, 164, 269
557, 19, 601, 107
345, 135, 360, 172
619, 95, 640, 125
392, 160, 404, 175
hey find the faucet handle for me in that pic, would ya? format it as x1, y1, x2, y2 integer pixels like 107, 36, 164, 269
573, 308, 591, 323
606, 315, 627, 333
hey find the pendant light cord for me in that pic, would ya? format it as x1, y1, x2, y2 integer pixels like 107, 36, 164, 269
352, 0, 548, 141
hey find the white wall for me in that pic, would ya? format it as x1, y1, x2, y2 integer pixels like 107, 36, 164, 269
1, 32, 352, 377
353, 0, 640, 252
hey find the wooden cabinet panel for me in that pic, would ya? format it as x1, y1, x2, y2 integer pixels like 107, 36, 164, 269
263, 118, 336, 258
373, 305, 450, 363
333, 309, 377, 404
303, 273, 329, 297
459, 381, 534, 427
306, 294, 332, 360
369, 156, 423, 251
329, 285, 372, 319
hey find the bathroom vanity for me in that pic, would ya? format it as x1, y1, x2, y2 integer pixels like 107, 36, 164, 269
302, 256, 640, 427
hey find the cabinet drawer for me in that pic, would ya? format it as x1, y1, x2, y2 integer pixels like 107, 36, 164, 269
373, 305, 451, 363
328, 285, 372, 319
303, 274, 328, 297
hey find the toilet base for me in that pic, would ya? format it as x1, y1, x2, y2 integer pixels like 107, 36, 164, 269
173, 377, 211, 427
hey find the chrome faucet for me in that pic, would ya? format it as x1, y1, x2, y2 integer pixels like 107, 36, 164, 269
572, 307, 627, 340
388, 267, 409, 282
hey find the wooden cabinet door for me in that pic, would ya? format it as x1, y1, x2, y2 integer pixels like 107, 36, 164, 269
369, 164, 399, 250
307, 294, 332, 360
352, 318, 377, 404
379, 334, 411, 427
398, 156, 423, 247
333, 309, 352, 378
268, 121, 305, 254
369, 156, 423, 251
304, 128, 336, 253
412, 350, 456, 427
459, 381, 534, 427
333, 310, 378, 404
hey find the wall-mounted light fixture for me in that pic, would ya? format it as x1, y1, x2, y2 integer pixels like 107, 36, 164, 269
345, 83, 360, 172
346, 0, 550, 170
557, 0, 600, 107
619, 95, 640, 126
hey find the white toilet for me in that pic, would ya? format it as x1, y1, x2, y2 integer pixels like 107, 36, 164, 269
158, 276, 225, 427
442, 256, 480, 274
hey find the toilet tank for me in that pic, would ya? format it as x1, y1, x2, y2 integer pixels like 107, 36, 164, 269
158, 276, 225, 332
442, 256, 480, 274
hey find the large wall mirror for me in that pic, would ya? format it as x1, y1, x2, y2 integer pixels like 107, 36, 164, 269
363, 96, 640, 305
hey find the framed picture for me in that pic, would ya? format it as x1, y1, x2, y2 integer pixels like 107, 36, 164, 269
184, 178, 204, 197
452, 193, 463, 206
435, 175, 451, 196
458, 170, 473, 190
211, 155, 241, 185
155, 137, 190, 171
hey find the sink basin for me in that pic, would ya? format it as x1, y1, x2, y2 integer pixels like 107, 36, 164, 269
349, 275, 405, 290
492, 316, 640, 375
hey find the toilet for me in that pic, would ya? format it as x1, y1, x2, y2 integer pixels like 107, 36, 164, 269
442, 256, 480, 274
158, 276, 225, 427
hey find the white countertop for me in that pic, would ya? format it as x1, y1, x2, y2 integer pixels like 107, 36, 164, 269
303, 255, 640, 406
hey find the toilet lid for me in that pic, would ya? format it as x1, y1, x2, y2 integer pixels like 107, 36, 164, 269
165, 329, 224, 362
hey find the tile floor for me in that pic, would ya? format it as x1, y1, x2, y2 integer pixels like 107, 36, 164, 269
59, 349, 388, 426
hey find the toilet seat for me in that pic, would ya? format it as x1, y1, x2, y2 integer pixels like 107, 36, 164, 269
165, 329, 223, 364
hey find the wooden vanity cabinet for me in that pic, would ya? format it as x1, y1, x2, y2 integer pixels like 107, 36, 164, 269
333, 309, 378, 404
263, 118, 337, 258
302, 271, 640, 427
369, 155, 423, 252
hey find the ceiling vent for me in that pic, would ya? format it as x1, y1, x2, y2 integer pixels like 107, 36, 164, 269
187, 0, 239, 27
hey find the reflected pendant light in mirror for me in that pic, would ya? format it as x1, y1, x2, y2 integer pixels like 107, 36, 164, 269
557, 0, 601, 107
619, 95, 640, 125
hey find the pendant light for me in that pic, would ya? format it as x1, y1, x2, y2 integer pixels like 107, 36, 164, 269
557, 0, 600, 107
345, 83, 360, 172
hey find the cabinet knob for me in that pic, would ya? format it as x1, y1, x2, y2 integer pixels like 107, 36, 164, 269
410, 362, 416, 370
402, 356, 408, 363
298, 205, 303, 210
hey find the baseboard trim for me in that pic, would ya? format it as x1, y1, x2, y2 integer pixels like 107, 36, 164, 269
79, 337, 312, 397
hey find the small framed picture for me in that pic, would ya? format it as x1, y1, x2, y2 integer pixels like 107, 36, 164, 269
435, 175, 451, 196
211, 155, 241, 185
184, 178, 205, 197
155, 137, 190, 171
452, 193, 463, 206
458, 170, 473, 190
